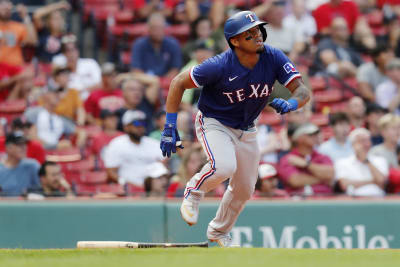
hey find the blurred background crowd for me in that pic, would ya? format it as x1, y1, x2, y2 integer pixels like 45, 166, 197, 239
1, 0, 400, 199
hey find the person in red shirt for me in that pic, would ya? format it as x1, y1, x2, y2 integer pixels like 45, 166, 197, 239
0, 117, 46, 164
312, 0, 361, 34
0, 63, 33, 102
278, 123, 335, 196
84, 63, 124, 124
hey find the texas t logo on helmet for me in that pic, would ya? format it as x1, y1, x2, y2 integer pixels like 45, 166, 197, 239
224, 11, 268, 49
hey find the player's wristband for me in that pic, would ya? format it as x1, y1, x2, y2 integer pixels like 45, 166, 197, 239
288, 99, 298, 111
166, 112, 177, 125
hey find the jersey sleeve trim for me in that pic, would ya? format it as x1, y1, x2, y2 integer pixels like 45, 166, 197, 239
190, 66, 201, 87
284, 73, 302, 87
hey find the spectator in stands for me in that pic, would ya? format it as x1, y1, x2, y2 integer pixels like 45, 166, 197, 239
0, 117, 46, 164
24, 87, 85, 150
365, 103, 387, 146
254, 0, 305, 61
347, 96, 366, 129
318, 112, 353, 162
134, 0, 176, 22
254, 163, 288, 198
0, 132, 40, 196
181, 39, 215, 111
375, 58, 400, 114
257, 120, 284, 165
149, 110, 166, 140
283, 0, 317, 45
182, 16, 223, 64
116, 76, 159, 134
335, 128, 388, 196
313, 17, 363, 77
312, 0, 362, 35
370, 113, 400, 168
53, 34, 101, 100
103, 110, 162, 187
33, 0, 70, 62
41, 63, 85, 126
131, 12, 182, 79
90, 109, 123, 166
278, 123, 335, 195
37, 161, 72, 197
0, 63, 33, 102
0, 0, 37, 66
184, 0, 224, 30
357, 45, 393, 102
84, 63, 124, 124
167, 145, 205, 197
143, 162, 170, 197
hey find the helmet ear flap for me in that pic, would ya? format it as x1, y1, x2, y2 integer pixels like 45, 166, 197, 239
259, 25, 267, 42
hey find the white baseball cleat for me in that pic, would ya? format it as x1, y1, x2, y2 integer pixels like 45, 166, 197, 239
180, 190, 204, 226
209, 234, 236, 248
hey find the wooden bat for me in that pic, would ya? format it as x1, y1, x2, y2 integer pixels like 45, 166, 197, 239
77, 241, 208, 249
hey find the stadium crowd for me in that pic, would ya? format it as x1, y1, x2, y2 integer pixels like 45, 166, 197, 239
1, 0, 400, 199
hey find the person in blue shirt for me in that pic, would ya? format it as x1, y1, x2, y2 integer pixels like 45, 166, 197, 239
0, 132, 40, 197
160, 10, 311, 247
131, 12, 182, 79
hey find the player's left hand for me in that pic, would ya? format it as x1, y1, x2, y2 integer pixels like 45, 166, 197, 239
269, 98, 298, 114
160, 123, 184, 158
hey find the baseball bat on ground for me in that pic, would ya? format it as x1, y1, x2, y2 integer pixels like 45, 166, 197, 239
77, 241, 209, 248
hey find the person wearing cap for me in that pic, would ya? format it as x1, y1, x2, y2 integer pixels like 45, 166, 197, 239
0, 132, 40, 196
116, 76, 159, 134
0, 0, 38, 67
39, 63, 85, 126
335, 128, 388, 197
318, 112, 353, 163
84, 62, 124, 124
0, 117, 46, 164
254, 163, 288, 198
90, 109, 123, 167
278, 123, 335, 195
369, 113, 400, 168
143, 162, 170, 197
375, 58, 400, 115
103, 110, 163, 187
52, 34, 101, 100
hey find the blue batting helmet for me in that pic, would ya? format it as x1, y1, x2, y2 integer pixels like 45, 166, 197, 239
224, 11, 268, 49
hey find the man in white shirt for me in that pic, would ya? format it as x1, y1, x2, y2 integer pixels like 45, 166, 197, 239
283, 0, 317, 43
375, 58, 400, 115
335, 128, 388, 197
52, 34, 101, 100
103, 110, 163, 187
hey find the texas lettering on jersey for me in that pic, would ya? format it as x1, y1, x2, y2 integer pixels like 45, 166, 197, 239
190, 44, 301, 129
223, 83, 272, 104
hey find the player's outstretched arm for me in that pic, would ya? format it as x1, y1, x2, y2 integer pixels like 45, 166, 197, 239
269, 78, 310, 114
160, 69, 197, 157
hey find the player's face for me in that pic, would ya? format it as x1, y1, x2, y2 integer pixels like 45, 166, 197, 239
234, 26, 264, 53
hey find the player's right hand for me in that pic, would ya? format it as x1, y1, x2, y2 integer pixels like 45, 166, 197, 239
160, 123, 184, 157
269, 98, 298, 114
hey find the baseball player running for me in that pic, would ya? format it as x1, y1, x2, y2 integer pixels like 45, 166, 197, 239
160, 10, 310, 247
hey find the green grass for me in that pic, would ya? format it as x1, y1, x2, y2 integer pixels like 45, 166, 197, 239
0, 248, 399, 267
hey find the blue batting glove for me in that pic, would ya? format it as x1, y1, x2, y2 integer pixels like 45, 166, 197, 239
160, 113, 184, 157
269, 98, 298, 114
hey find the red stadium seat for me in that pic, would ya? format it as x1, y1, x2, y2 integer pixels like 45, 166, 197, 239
366, 10, 383, 27
126, 183, 145, 195
81, 125, 103, 139
313, 89, 343, 103
78, 171, 108, 184
114, 10, 134, 24
61, 158, 96, 173
75, 183, 125, 196
309, 76, 326, 91
166, 24, 190, 44
46, 147, 82, 162
0, 99, 26, 113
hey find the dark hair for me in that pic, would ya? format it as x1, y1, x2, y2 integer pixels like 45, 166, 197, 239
189, 16, 210, 40
38, 161, 58, 177
329, 112, 350, 126
370, 44, 389, 58
287, 123, 299, 139
366, 103, 388, 115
